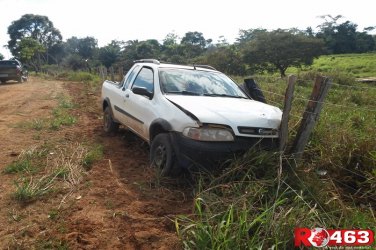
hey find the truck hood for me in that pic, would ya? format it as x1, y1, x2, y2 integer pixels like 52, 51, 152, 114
165, 95, 282, 129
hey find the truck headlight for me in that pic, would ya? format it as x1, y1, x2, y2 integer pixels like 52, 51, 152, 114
182, 127, 234, 141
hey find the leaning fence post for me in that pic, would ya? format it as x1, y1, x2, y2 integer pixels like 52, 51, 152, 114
290, 75, 332, 160
279, 75, 297, 152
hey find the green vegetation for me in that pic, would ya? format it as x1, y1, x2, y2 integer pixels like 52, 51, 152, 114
176, 150, 376, 248
15, 95, 76, 131
14, 176, 54, 203
242, 29, 325, 77
6, 14, 375, 77
286, 52, 376, 78
177, 55, 376, 248
3, 146, 49, 174
311, 53, 376, 77
4, 12, 376, 247
82, 144, 104, 170
3, 160, 32, 174
3, 143, 97, 204
3, 159, 31, 174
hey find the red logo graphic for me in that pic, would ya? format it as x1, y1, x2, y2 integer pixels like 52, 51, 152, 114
295, 228, 375, 247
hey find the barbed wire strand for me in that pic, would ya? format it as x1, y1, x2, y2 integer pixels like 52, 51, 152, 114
260, 88, 376, 112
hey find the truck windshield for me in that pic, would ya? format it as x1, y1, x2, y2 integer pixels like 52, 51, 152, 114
159, 68, 247, 98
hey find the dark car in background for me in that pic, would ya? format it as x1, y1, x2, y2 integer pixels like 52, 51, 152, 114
0, 59, 28, 83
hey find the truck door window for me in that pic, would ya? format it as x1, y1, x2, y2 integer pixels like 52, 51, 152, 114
123, 65, 140, 89
132, 67, 154, 94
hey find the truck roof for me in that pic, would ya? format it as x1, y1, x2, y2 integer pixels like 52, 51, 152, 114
0, 60, 20, 66
133, 59, 217, 72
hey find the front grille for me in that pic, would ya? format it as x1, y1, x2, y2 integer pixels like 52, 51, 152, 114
238, 126, 278, 136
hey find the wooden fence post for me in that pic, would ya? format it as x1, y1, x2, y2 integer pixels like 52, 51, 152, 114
118, 66, 123, 81
290, 75, 332, 160
110, 67, 115, 82
279, 75, 297, 152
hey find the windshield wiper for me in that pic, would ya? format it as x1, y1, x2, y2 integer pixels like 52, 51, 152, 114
203, 93, 248, 99
165, 90, 201, 96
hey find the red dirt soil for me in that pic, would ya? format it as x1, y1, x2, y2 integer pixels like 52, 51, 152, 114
0, 77, 193, 249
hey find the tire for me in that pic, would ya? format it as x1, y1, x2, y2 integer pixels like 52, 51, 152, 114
18, 76, 23, 83
103, 106, 119, 133
150, 133, 178, 176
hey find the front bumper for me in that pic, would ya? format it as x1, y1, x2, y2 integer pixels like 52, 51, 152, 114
170, 132, 278, 168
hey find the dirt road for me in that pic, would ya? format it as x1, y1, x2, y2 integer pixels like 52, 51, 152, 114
0, 77, 192, 249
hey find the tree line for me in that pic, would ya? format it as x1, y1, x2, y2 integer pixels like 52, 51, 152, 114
2, 14, 375, 77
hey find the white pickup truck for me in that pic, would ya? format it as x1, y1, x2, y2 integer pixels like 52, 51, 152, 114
101, 59, 282, 175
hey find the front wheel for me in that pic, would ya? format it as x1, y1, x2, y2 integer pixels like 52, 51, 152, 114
103, 106, 119, 133
150, 133, 178, 176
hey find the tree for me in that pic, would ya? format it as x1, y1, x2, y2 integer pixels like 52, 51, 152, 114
65, 36, 98, 60
201, 45, 245, 75
62, 54, 87, 71
242, 29, 325, 77
181, 31, 212, 59
161, 32, 186, 63
98, 40, 122, 68
236, 28, 267, 44
17, 37, 46, 70
181, 31, 211, 48
316, 15, 375, 54
0, 53, 4, 60
77, 37, 98, 60
332, 21, 357, 53
7, 14, 62, 61
136, 39, 160, 59
163, 32, 179, 47
18, 38, 45, 61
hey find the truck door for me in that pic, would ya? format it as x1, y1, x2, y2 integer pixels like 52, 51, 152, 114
112, 65, 140, 126
124, 66, 156, 140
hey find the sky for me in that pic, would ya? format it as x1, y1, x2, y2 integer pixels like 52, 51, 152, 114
0, 0, 375, 58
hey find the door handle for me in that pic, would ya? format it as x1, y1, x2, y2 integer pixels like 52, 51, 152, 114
123, 93, 129, 102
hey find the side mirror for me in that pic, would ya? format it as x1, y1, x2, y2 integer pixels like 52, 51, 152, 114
132, 87, 153, 99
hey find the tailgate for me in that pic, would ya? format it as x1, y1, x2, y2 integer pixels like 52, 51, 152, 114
0, 66, 18, 76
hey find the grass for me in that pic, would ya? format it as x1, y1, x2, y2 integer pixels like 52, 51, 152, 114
3, 146, 49, 174
286, 52, 376, 78
3, 160, 32, 174
4, 143, 96, 204
36, 65, 102, 83
176, 150, 376, 248
82, 144, 104, 170
15, 95, 76, 131
179, 54, 376, 248
50, 96, 76, 130
10, 56, 376, 247
14, 176, 55, 203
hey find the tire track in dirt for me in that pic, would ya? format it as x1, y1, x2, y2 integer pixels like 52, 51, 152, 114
63, 82, 194, 249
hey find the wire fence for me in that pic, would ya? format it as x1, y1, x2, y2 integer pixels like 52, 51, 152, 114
259, 75, 376, 209
261, 87, 376, 112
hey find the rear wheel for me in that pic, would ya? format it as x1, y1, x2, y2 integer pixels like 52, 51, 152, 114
103, 106, 119, 133
17, 76, 23, 83
150, 133, 179, 176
